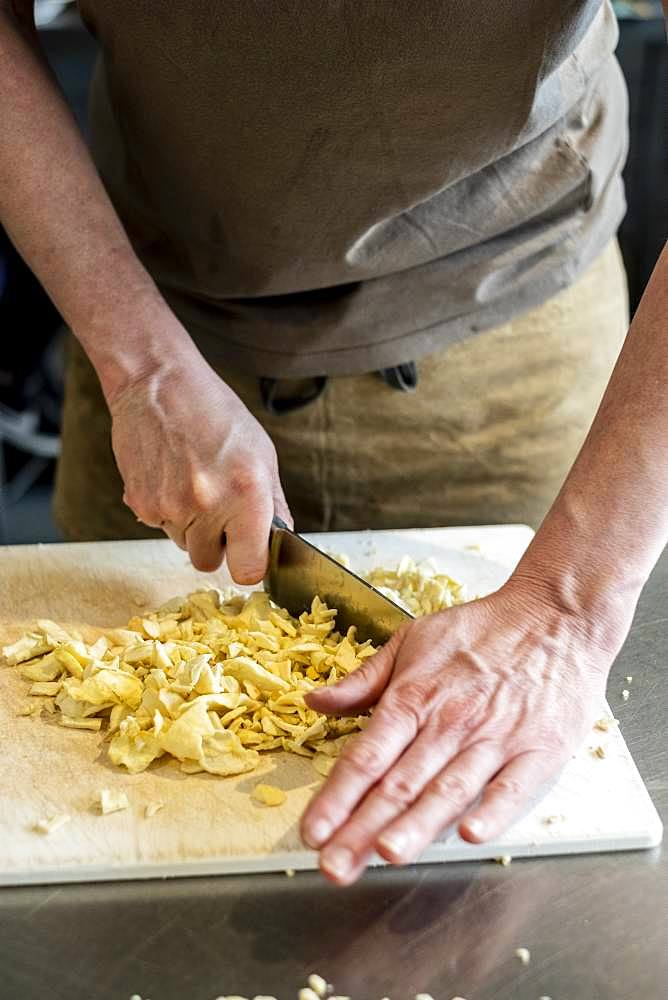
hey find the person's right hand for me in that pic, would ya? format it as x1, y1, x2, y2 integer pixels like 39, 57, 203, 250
107, 347, 292, 583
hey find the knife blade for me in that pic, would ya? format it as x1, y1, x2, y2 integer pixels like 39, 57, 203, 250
264, 517, 413, 646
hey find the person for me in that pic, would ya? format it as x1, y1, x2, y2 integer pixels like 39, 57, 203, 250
1, 1, 666, 886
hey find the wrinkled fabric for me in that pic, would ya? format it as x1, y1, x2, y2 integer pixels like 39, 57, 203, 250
77, 0, 628, 376
54, 241, 629, 540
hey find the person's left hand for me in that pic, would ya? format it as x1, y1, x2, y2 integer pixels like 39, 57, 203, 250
300, 573, 631, 885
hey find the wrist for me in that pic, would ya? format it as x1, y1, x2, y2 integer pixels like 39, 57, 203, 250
508, 507, 643, 659
505, 560, 636, 660
74, 286, 200, 406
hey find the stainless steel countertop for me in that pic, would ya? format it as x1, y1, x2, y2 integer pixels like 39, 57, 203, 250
1, 551, 666, 1000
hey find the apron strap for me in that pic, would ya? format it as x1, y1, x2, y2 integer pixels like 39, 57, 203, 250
259, 376, 328, 415
259, 362, 418, 415
377, 361, 419, 392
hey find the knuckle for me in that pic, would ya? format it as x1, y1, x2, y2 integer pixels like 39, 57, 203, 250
378, 770, 418, 808
441, 686, 493, 732
379, 691, 422, 732
430, 771, 473, 806
342, 738, 387, 777
228, 463, 264, 499
187, 473, 219, 515
489, 774, 525, 800
193, 493, 219, 517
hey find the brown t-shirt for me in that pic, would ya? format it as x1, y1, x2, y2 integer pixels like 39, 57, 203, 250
78, 1, 628, 377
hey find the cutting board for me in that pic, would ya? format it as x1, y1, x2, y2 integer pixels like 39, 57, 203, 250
0, 526, 661, 886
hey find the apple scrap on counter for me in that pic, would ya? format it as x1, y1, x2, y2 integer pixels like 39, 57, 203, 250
131, 983, 451, 1000
2, 558, 469, 782
133, 977, 447, 1000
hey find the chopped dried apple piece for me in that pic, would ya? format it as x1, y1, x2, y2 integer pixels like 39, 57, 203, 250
60, 717, 103, 731
253, 783, 287, 807
8, 556, 469, 782
145, 801, 164, 818
33, 814, 71, 835
95, 789, 129, 815
29, 681, 61, 697
312, 754, 335, 778
307, 974, 329, 998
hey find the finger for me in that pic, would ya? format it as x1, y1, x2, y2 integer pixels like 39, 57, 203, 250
459, 749, 560, 844
162, 522, 188, 551
225, 487, 275, 585
305, 628, 404, 716
185, 515, 226, 573
374, 742, 503, 866
319, 846, 374, 887
314, 725, 465, 881
300, 692, 418, 850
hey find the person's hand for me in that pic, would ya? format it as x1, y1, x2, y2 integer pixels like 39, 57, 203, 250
108, 347, 291, 582
300, 573, 631, 885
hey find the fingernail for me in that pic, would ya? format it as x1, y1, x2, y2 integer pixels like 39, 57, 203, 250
378, 831, 409, 860
303, 819, 332, 849
465, 817, 484, 837
320, 846, 354, 879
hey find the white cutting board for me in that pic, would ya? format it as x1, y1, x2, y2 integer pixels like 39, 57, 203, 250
0, 526, 661, 886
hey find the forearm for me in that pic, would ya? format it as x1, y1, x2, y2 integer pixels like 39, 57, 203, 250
0, 5, 195, 402
517, 244, 668, 641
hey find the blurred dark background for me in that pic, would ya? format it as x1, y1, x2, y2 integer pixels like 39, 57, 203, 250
1, 1, 667, 545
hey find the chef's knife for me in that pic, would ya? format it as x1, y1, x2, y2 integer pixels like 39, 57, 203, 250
264, 517, 413, 646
